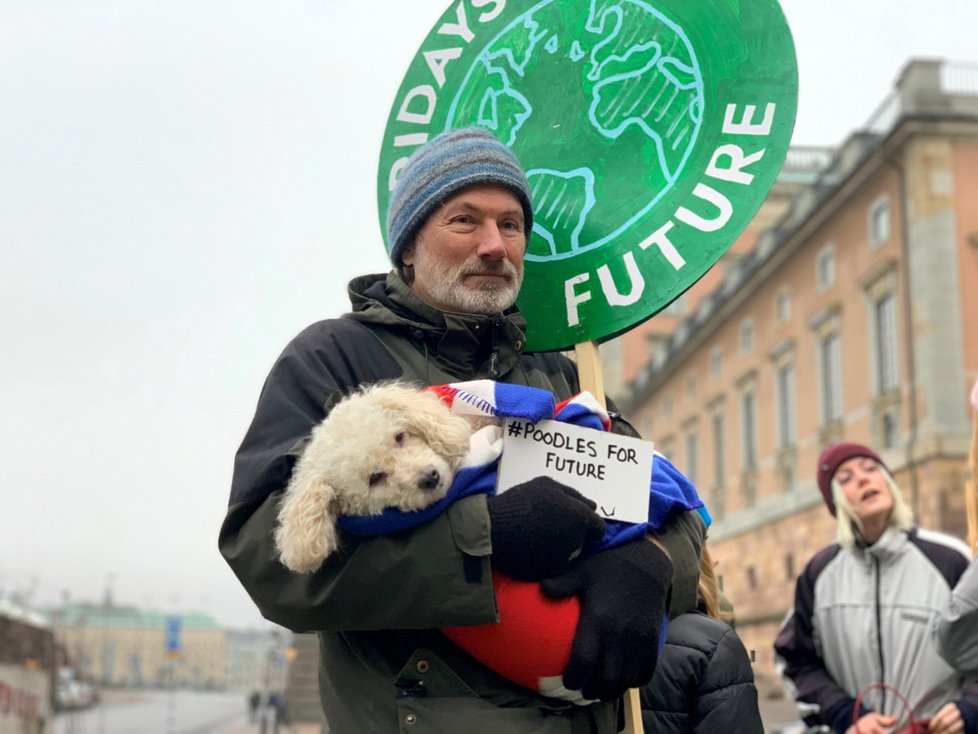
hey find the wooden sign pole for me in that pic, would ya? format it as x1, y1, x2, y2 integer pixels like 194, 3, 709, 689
574, 340, 644, 734
967, 381, 978, 557
574, 341, 606, 409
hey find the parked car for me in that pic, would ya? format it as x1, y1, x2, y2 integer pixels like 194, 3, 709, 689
55, 667, 98, 711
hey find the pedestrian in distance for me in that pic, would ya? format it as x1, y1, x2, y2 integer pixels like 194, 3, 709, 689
247, 689, 260, 723
220, 127, 707, 733
938, 555, 978, 676
775, 442, 978, 734
272, 691, 289, 732
640, 543, 764, 734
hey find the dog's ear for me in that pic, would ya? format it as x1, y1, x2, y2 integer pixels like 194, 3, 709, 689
274, 470, 341, 573
403, 391, 473, 463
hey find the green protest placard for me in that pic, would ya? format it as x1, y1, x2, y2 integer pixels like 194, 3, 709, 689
378, 0, 797, 352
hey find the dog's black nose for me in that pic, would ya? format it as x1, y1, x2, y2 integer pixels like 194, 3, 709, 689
418, 466, 441, 490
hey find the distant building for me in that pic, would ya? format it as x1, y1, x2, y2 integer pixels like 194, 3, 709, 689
612, 58, 978, 686
225, 628, 290, 694
0, 599, 57, 732
600, 144, 834, 409
49, 601, 226, 688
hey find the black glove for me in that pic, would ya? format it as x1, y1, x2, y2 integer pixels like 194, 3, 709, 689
540, 538, 673, 701
487, 477, 607, 582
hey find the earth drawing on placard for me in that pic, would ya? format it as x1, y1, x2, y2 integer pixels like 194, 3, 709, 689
445, 0, 704, 263
380, 0, 798, 350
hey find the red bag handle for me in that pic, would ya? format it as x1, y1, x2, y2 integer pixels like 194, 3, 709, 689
853, 682, 922, 733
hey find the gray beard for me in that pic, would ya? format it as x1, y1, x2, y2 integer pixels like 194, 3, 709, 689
414, 252, 523, 315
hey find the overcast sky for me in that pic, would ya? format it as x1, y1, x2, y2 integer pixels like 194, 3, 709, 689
2, 1, 975, 630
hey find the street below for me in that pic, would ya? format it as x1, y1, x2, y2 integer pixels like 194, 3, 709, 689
54, 689, 250, 734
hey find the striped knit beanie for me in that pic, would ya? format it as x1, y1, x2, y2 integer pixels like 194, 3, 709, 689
385, 127, 534, 265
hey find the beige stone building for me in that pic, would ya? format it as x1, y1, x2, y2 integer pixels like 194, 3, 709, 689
608, 58, 978, 686
225, 628, 291, 695
51, 601, 227, 688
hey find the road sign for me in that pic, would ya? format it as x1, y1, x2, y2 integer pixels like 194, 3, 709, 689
378, 0, 798, 351
164, 616, 181, 655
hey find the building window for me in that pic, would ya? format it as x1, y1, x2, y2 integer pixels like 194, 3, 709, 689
747, 565, 758, 590
739, 318, 754, 355
712, 412, 725, 489
881, 410, 898, 450
776, 289, 791, 323
816, 245, 836, 292
712, 482, 726, 520
862, 266, 899, 449
779, 458, 796, 492
710, 411, 726, 519
874, 293, 899, 394
721, 253, 745, 277
663, 294, 687, 316
869, 195, 891, 248
742, 470, 757, 507
649, 335, 668, 363
819, 332, 843, 422
740, 390, 757, 469
785, 553, 795, 581
659, 436, 676, 462
685, 375, 696, 403
599, 337, 623, 399
685, 431, 698, 487
641, 412, 653, 438
662, 396, 673, 420
776, 363, 796, 447
710, 347, 723, 380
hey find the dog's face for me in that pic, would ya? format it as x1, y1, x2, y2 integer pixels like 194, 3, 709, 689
313, 384, 474, 516
276, 383, 478, 572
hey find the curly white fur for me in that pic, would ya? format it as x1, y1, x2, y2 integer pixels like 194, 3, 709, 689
274, 383, 475, 573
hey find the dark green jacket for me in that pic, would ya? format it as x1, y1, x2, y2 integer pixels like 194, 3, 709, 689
220, 272, 705, 733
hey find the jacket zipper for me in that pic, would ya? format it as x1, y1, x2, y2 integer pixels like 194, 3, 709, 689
488, 320, 500, 378
873, 555, 887, 711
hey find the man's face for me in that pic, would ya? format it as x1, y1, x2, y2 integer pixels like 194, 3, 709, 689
402, 184, 526, 315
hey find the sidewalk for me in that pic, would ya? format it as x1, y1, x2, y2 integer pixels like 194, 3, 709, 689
223, 720, 323, 734
757, 673, 805, 733
229, 709, 799, 734
223, 685, 798, 734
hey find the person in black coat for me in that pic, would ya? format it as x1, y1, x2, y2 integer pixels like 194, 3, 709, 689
641, 545, 763, 733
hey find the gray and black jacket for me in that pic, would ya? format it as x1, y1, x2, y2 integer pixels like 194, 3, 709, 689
774, 526, 978, 734
220, 271, 706, 734
939, 556, 978, 675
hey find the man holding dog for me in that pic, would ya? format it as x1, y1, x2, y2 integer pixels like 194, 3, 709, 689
220, 127, 705, 733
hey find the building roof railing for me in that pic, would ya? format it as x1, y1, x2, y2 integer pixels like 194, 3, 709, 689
942, 61, 978, 95
781, 146, 835, 172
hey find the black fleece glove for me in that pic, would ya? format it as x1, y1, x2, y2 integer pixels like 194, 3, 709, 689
487, 477, 607, 582
541, 537, 673, 701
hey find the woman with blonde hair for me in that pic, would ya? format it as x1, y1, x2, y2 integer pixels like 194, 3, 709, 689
775, 442, 978, 734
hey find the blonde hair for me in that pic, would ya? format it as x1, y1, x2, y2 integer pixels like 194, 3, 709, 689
698, 545, 720, 619
832, 465, 914, 550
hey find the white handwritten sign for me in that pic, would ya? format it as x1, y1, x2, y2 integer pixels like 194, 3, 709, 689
496, 419, 654, 524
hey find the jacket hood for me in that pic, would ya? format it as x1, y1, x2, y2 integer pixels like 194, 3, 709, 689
345, 272, 530, 379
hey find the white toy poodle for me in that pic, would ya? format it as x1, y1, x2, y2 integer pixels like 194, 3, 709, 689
274, 382, 474, 572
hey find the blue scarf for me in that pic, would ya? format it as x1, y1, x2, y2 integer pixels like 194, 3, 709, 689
337, 380, 710, 551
